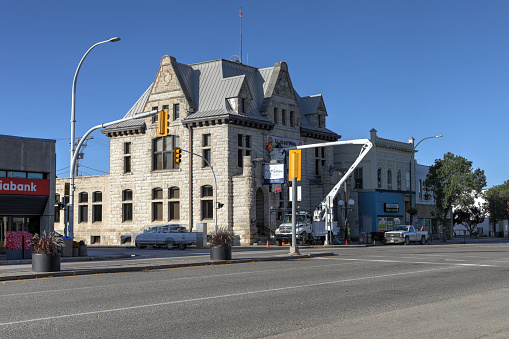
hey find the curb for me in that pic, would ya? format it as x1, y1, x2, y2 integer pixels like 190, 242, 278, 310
0, 252, 335, 282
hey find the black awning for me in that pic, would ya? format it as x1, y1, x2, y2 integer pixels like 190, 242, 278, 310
0, 195, 48, 215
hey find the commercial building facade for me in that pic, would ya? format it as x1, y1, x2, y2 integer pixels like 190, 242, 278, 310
0, 135, 56, 253
333, 129, 415, 238
55, 56, 340, 245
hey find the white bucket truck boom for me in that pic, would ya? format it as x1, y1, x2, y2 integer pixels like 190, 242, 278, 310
274, 139, 373, 245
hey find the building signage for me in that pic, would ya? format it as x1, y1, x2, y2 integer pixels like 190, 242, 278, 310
266, 136, 302, 162
264, 164, 285, 184
384, 203, 399, 213
0, 178, 49, 196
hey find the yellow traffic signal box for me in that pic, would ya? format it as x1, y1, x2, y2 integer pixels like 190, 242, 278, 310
288, 149, 301, 181
157, 109, 168, 137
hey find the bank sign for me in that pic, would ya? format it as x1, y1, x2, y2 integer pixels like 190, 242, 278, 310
0, 178, 50, 196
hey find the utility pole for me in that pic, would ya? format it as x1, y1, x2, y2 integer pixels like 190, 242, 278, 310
75, 136, 93, 176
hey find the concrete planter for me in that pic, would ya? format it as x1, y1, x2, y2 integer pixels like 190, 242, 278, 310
78, 245, 88, 257
32, 253, 61, 272
210, 246, 232, 261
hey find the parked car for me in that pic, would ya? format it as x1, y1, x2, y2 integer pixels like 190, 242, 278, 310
135, 224, 198, 250
384, 225, 429, 245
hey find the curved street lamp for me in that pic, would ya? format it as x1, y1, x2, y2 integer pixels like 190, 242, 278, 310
68, 37, 121, 239
409, 135, 443, 227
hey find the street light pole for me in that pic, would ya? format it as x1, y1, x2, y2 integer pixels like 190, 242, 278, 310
409, 135, 443, 227
68, 37, 120, 239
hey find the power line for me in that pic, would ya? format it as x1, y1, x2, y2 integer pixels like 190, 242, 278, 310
79, 165, 109, 174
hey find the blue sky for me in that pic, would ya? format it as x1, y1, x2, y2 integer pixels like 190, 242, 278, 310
1, 0, 507, 187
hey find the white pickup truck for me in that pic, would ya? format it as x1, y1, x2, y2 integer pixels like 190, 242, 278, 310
384, 225, 429, 245
135, 224, 200, 250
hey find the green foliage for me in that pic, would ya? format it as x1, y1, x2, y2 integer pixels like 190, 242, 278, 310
210, 228, 234, 247
32, 231, 64, 255
485, 180, 509, 227
424, 152, 486, 236
454, 205, 486, 237
425, 152, 486, 213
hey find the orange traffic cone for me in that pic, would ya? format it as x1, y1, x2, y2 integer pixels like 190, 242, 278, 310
266, 240, 269, 247
345, 239, 348, 245
282, 240, 285, 245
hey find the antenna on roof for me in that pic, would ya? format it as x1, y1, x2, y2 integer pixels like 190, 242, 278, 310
239, 7, 243, 63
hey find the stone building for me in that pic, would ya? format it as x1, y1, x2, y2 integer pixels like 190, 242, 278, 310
332, 129, 414, 238
55, 56, 340, 245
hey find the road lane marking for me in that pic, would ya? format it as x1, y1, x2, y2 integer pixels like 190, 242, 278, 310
0, 265, 463, 326
0, 261, 359, 298
313, 257, 494, 267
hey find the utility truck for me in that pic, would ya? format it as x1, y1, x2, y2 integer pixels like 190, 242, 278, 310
274, 139, 373, 245
274, 211, 338, 245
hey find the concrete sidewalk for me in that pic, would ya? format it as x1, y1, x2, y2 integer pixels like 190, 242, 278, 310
0, 247, 335, 282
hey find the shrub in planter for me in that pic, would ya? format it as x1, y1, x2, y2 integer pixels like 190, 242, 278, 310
78, 240, 88, 257
210, 228, 234, 260
32, 231, 64, 272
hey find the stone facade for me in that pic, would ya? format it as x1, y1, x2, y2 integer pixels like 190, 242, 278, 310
55, 56, 340, 245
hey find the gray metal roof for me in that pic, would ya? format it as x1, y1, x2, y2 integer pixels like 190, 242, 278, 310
106, 57, 338, 139
297, 94, 322, 116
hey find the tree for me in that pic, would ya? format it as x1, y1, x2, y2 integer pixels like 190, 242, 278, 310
485, 180, 509, 235
453, 205, 486, 237
424, 152, 486, 241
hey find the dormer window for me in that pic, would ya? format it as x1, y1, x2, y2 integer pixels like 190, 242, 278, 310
318, 115, 325, 128
240, 98, 245, 113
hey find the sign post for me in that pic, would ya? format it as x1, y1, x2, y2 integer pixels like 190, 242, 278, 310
288, 150, 301, 255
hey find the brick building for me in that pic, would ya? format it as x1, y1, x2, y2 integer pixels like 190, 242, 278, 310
55, 56, 340, 245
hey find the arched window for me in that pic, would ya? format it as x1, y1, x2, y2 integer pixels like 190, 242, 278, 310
122, 189, 133, 222
169, 187, 180, 221
377, 168, 382, 189
406, 171, 410, 190
78, 192, 88, 203
387, 169, 392, 190
78, 192, 88, 223
152, 187, 163, 200
397, 170, 402, 191
201, 185, 214, 220
92, 191, 102, 223
152, 188, 163, 221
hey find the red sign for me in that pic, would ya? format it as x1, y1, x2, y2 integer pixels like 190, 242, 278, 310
0, 178, 50, 196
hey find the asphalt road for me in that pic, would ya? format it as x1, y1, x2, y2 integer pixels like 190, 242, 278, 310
2, 243, 509, 338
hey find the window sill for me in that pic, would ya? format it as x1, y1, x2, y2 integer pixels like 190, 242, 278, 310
151, 168, 181, 173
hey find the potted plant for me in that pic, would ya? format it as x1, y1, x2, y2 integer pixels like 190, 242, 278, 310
209, 228, 234, 261
78, 240, 88, 256
32, 231, 64, 272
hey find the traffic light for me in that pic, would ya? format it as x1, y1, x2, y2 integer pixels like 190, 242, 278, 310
174, 147, 181, 164
157, 109, 168, 137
